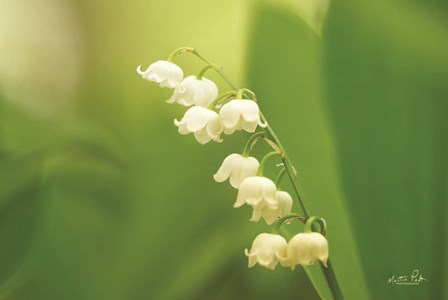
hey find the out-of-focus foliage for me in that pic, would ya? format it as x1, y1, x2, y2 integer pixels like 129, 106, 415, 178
248, 0, 448, 299
247, 4, 369, 299
0, 0, 447, 299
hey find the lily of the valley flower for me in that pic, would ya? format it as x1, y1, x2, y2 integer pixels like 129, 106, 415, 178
284, 232, 329, 268
174, 106, 222, 144
250, 190, 293, 225
244, 233, 288, 270
213, 154, 259, 189
234, 176, 277, 210
137, 60, 183, 88
219, 99, 267, 134
167, 75, 218, 107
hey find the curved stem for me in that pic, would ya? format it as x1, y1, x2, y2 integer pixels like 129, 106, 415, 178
304, 216, 327, 236
208, 91, 237, 110
257, 151, 279, 176
242, 132, 265, 157
276, 168, 287, 187
197, 64, 215, 79
272, 213, 306, 234
191, 49, 343, 300
237, 88, 256, 100
167, 47, 194, 62
192, 50, 240, 89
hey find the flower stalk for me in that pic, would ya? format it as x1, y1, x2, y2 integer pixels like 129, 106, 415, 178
242, 132, 266, 157
191, 49, 343, 300
167, 47, 194, 62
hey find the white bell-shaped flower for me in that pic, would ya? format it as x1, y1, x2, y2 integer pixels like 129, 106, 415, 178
283, 232, 329, 269
174, 106, 222, 144
213, 154, 259, 189
250, 190, 293, 225
234, 176, 277, 210
167, 76, 218, 107
219, 99, 267, 135
137, 60, 183, 88
244, 233, 288, 270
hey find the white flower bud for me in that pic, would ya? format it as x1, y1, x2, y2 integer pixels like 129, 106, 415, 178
234, 176, 277, 210
137, 60, 183, 88
174, 106, 222, 144
283, 232, 329, 268
244, 233, 288, 270
219, 99, 267, 135
213, 154, 259, 189
250, 190, 293, 225
167, 76, 218, 107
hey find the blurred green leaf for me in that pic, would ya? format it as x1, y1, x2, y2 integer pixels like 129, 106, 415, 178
257, 0, 330, 35
323, 0, 448, 299
246, 3, 370, 299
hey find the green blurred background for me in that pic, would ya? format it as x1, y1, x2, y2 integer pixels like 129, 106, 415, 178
0, 0, 446, 299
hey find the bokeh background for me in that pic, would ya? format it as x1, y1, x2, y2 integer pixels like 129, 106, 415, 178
0, 0, 447, 299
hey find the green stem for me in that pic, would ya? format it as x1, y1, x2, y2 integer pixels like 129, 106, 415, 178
192, 50, 239, 89
259, 112, 309, 217
197, 64, 214, 79
167, 47, 194, 62
208, 91, 237, 110
320, 260, 343, 300
237, 88, 256, 100
257, 151, 278, 176
242, 132, 265, 157
276, 168, 287, 187
263, 137, 284, 157
304, 216, 327, 236
272, 213, 306, 234
191, 49, 343, 300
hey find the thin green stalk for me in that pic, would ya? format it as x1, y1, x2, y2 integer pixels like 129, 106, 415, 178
320, 260, 342, 300
275, 168, 287, 187
192, 49, 343, 300
242, 132, 265, 157
257, 151, 279, 176
197, 64, 215, 79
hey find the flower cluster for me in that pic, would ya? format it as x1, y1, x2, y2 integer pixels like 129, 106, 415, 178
244, 232, 329, 270
137, 48, 330, 273
137, 59, 266, 145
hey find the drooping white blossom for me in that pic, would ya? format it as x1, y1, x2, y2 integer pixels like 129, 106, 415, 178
244, 233, 288, 270
167, 75, 218, 107
250, 190, 293, 225
213, 154, 259, 189
137, 60, 183, 88
174, 106, 222, 144
234, 176, 277, 210
283, 232, 329, 269
219, 99, 267, 135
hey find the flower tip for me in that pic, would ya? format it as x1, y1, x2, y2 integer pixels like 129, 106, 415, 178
233, 201, 244, 208
265, 219, 276, 226
136, 65, 145, 75
259, 120, 268, 128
